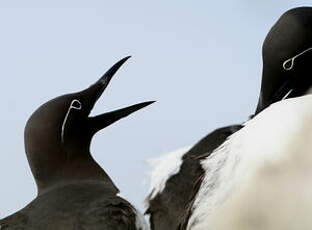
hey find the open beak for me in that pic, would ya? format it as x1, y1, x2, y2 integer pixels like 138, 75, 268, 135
80, 56, 155, 134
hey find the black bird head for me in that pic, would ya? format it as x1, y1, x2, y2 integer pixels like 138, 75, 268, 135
255, 7, 312, 114
24, 57, 154, 193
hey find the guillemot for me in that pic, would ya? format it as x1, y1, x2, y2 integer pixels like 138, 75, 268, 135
180, 7, 312, 230
0, 57, 153, 230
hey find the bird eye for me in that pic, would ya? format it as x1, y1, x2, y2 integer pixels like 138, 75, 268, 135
70, 99, 82, 110
283, 47, 312, 71
283, 58, 294, 71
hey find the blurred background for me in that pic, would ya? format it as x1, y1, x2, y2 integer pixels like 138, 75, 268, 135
0, 0, 311, 217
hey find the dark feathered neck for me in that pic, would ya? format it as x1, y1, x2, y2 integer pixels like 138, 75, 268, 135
34, 153, 119, 196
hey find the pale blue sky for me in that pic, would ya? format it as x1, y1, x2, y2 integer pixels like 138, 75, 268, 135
0, 0, 311, 217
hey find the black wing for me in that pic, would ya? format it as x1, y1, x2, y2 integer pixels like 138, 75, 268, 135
178, 125, 243, 230
145, 125, 242, 230
80, 196, 141, 230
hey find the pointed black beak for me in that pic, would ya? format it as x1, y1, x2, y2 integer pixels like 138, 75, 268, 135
78, 56, 155, 134
89, 101, 155, 134
82, 56, 131, 110
255, 79, 293, 114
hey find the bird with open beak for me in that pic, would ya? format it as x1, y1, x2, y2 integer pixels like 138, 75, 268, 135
0, 57, 153, 230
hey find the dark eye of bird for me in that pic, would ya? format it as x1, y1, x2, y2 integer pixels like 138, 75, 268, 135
71, 100, 82, 110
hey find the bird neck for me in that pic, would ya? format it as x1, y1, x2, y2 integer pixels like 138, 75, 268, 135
34, 150, 119, 196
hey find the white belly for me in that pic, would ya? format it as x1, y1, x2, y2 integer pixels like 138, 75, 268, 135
187, 95, 312, 230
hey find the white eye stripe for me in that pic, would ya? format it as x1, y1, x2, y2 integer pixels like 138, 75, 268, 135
282, 89, 293, 100
70, 99, 82, 110
61, 99, 82, 143
283, 47, 312, 71
283, 58, 295, 71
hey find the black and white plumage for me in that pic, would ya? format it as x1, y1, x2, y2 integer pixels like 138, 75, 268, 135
180, 7, 312, 230
185, 93, 312, 230
0, 57, 153, 230
145, 125, 242, 230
